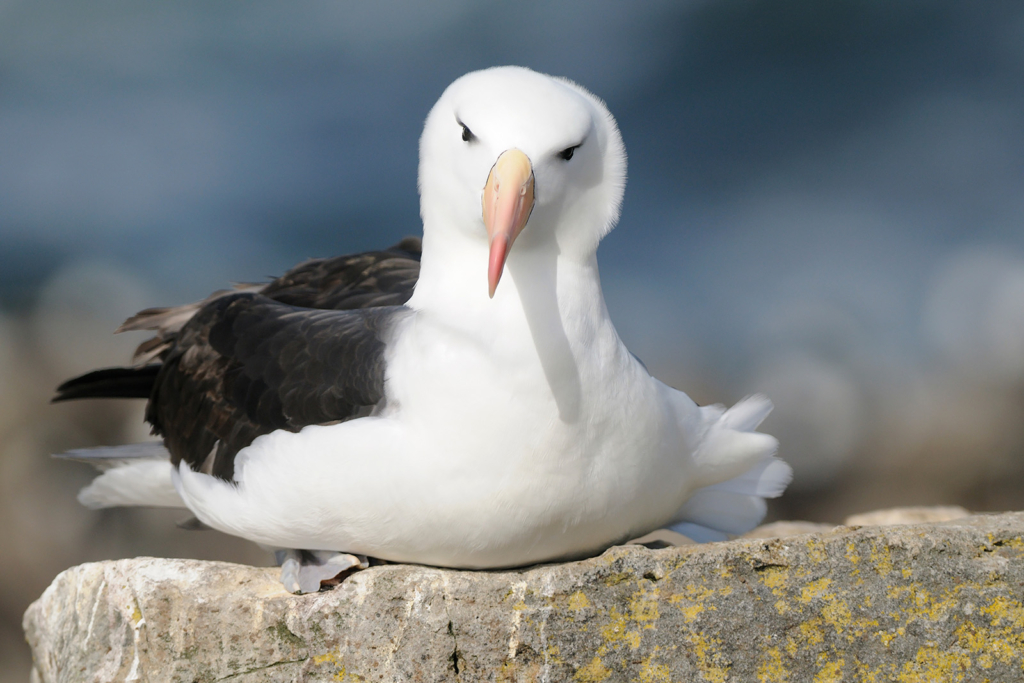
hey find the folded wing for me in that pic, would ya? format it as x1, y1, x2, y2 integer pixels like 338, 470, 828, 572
52, 238, 421, 488
151, 294, 409, 480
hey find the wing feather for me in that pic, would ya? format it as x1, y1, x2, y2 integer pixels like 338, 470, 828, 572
150, 293, 409, 480
53, 238, 422, 481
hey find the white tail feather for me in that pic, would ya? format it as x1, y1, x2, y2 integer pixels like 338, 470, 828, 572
78, 460, 185, 508
718, 393, 773, 431
670, 395, 790, 541
57, 443, 185, 509
671, 490, 767, 536
704, 457, 792, 498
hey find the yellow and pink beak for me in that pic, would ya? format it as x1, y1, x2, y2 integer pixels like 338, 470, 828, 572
482, 149, 535, 298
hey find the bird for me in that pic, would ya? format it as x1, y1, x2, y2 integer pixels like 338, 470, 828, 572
54, 66, 790, 593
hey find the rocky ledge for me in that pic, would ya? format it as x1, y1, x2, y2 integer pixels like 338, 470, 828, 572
24, 509, 1024, 682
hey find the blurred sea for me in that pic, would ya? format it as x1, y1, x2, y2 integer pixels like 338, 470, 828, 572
2, 1, 1024, 676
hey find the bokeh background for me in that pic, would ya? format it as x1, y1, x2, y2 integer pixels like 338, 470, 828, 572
2, 0, 1024, 675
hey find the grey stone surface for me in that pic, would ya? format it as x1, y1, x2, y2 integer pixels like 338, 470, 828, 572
24, 511, 1024, 682
740, 520, 837, 540
844, 505, 971, 527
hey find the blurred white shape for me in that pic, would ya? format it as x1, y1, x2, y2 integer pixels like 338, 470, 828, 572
924, 248, 1024, 382
31, 260, 152, 378
751, 354, 862, 491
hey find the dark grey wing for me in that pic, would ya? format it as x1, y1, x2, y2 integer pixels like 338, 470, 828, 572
261, 236, 421, 310
115, 237, 420, 365
148, 292, 409, 481
52, 238, 421, 478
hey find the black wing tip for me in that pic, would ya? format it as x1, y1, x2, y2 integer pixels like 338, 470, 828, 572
52, 365, 161, 403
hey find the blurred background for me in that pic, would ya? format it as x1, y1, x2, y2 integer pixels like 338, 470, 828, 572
2, 0, 1024, 674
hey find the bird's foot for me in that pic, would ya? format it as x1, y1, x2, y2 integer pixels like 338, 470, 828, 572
276, 549, 369, 594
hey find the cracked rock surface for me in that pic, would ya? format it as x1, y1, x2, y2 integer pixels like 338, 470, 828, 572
23, 511, 1024, 682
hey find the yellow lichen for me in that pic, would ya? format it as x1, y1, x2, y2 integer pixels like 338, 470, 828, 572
796, 617, 825, 647
603, 572, 633, 586
813, 657, 844, 682
312, 651, 338, 665
669, 583, 718, 623
845, 541, 861, 565
869, 541, 894, 577
1004, 537, 1024, 552
853, 656, 890, 683
670, 583, 715, 603
878, 627, 905, 647
759, 566, 789, 593
955, 609, 1023, 667
806, 538, 828, 564
821, 599, 851, 631
638, 651, 671, 683
568, 591, 591, 611
979, 595, 1024, 629
498, 660, 543, 682
555, 541, 1024, 681
886, 583, 957, 622
820, 593, 880, 642
310, 651, 350, 682
599, 607, 641, 651
574, 656, 611, 682
895, 646, 971, 682
687, 633, 730, 683
981, 535, 1024, 555
798, 578, 832, 604
629, 587, 660, 627
757, 647, 788, 682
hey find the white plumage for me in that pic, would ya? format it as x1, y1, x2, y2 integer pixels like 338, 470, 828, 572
72, 66, 789, 575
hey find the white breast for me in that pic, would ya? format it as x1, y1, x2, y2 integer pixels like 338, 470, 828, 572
174, 249, 701, 568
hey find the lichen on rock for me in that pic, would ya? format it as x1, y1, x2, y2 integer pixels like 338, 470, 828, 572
23, 511, 1024, 682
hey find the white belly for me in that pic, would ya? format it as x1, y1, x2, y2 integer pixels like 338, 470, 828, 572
173, 310, 694, 567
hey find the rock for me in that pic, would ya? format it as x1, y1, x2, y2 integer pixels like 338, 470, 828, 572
627, 528, 694, 547
844, 505, 971, 527
741, 520, 837, 539
24, 511, 1024, 682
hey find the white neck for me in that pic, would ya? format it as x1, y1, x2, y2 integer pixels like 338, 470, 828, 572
407, 205, 626, 424
410, 206, 607, 330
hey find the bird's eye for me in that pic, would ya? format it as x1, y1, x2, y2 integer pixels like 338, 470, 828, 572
460, 123, 476, 143
558, 145, 580, 161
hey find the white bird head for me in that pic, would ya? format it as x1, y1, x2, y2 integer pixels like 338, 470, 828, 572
418, 66, 627, 299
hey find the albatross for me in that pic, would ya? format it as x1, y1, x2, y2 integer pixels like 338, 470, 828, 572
55, 66, 791, 593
